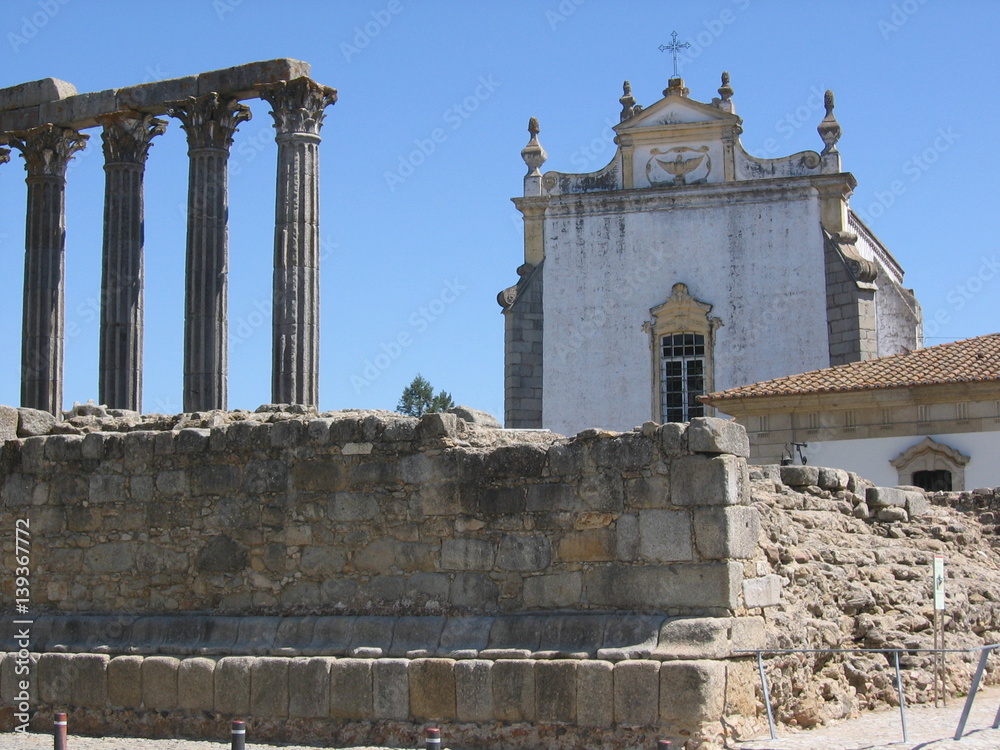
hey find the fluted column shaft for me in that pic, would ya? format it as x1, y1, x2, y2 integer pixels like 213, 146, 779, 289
260, 77, 337, 407
167, 94, 251, 413
6, 126, 88, 415
98, 114, 166, 412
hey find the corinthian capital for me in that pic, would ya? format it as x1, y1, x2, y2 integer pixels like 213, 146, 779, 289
5, 124, 89, 178
0, 147, 10, 166
166, 93, 251, 151
98, 112, 168, 165
259, 76, 338, 137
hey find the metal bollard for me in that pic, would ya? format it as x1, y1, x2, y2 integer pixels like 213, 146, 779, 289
54, 713, 68, 750
231, 719, 246, 750
657, 741, 672, 749
425, 727, 441, 750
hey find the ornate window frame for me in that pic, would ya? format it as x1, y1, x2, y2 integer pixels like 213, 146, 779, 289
645, 282, 722, 423
890, 437, 970, 492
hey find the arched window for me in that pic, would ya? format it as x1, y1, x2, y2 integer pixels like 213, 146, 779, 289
891, 437, 969, 492
646, 283, 722, 424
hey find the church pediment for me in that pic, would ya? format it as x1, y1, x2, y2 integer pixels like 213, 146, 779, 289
615, 95, 738, 132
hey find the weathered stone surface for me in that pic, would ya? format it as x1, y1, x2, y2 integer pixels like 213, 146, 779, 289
439, 617, 491, 655
673, 454, 748, 506
613, 660, 659, 725
215, 656, 253, 715
330, 658, 372, 719
198, 58, 311, 98
818, 467, 850, 490
1, 652, 38, 704
905, 490, 929, 517
658, 659, 726, 724
0, 405, 17, 442
598, 615, 663, 661
693, 506, 760, 560
576, 659, 614, 726
780, 465, 820, 487
388, 616, 444, 657
535, 660, 576, 722
687, 417, 750, 457
108, 656, 143, 708
638, 509, 693, 562
523, 572, 583, 608
492, 659, 535, 721
585, 563, 743, 610
288, 657, 332, 717
447, 405, 502, 427
496, 534, 551, 570
250, 657, 289, 717
441, 538, 495, 570
455, 659, 493, 721
408, 658, 456, 720
0, 78, 77, 112
878, 506, 909, 522
37, 653, 73, 704
72, 653, 110, 708
373, 658, 410, 720
867, 486, 908, 508
18, 407, 56, 437
177, 657, 216, 710
743, 574, 783, 608
142, 656, 179, 710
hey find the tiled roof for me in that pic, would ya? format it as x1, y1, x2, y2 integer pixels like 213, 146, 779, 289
703, 333, 1000, 402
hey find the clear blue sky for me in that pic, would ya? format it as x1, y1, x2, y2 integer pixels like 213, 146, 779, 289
1, 0, 997, 417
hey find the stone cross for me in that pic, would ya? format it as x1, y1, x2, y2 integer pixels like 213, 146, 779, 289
659, 31, 690, 78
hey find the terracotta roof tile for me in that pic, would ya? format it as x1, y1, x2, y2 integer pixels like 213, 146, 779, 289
703, 333, 1000, 402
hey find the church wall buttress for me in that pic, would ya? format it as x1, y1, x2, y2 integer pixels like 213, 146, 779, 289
501, 262, 544, 428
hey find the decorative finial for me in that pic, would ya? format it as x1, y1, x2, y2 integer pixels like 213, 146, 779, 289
718, 71, 733, 101
620, 80, 637, 122
817, 89, 841, 155
521, 116, 547, 177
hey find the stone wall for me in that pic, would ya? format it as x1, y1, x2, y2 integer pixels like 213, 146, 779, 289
0, 407, 771, 748
0, 409, 768, 616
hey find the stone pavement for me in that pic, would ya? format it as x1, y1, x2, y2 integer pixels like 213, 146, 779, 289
736, 684, 1000, 750
4, 686, 1000, 750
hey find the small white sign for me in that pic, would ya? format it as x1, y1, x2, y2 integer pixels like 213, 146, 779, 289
933, 555, 945, 610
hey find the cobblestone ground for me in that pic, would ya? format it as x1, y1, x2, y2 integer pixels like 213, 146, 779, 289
4, 686, 1000, 750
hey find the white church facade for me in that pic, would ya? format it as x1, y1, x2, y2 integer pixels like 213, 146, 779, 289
499, 73, 922, 434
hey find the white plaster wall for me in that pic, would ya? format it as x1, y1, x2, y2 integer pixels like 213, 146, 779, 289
876, 272, 922, 356
805, 431, 1000, 489
542, 188, 831, 435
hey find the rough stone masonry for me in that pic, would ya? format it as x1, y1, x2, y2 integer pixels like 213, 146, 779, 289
0, 406, 773, 748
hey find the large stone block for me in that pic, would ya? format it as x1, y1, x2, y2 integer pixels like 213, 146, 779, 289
348, 617, 394, 656
535, 660, 576, 722
658, 660, 726, 725
867, 486, 908, 508
330, 658, 373, 719
388, 616, 445, 657
585, 563, 743, 611
576, 660, 614, 726
780, 465, 820, 487
408, 658, 456, 720
455, 660, 493, 721
197, 58, 312, 98
492, 659, 535, 721
743, 574, 783, 608
496, 534, 551, 571
178, 657, 215, 710
441, 538, 495, 570
288, 657, 333, 718
116, 76, 197, 113
673, 454, 748, 506
613, 660, 659, 725
653, 616, 763, 660
523, 572, 583, 609
905, 490, 929, 517
215, 656, 253, 715
687, 417, 750, 458
373, 658, 410, 720
638, 509, 693, 562
598, 615, 663, 661
0, 78, 77, 112
556, 529, 614, 562
250, 657, 288, 717
693, 506, 760, 560
439, 617, 491, 655
2, 652, 38, 705
37, 653, 74, 704
38, 88, 116, 128
71, 653, 109, 709
142, 656, 179, 710
0, 405, 17, 442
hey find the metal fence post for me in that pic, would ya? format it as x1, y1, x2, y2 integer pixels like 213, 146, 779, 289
955, 648, 991, 740
756, 651, 777, 740
893, 650, 908, 743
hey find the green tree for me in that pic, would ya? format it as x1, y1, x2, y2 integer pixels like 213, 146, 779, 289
397, 374, 455, 417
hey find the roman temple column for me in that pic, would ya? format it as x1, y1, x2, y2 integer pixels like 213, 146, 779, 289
258, 77, 337, 407
5, 125, 89, 415
166, 94, 251, 412
97, 113, 167, 411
